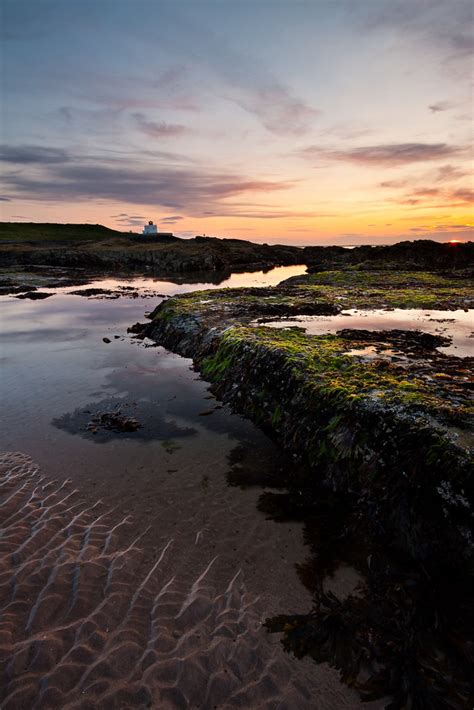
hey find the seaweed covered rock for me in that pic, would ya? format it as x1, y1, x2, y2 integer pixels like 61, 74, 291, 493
145, 281, 473, 567
144, 272, 474, 707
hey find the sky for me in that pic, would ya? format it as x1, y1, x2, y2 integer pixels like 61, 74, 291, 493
0, 0, 472, 245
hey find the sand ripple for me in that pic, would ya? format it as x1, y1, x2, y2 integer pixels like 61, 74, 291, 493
1, 452, 366, 709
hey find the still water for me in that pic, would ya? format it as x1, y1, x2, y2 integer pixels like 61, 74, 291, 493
0, 263, 386, 708
256, 308, 473, 357
2, 264, 331, 623
0, 265, 307, 486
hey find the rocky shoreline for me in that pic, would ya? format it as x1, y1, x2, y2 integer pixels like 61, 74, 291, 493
1, 222, 473, 276
142, 273, 473, 567
138, 267, 474, 706
0, 224, 304, 274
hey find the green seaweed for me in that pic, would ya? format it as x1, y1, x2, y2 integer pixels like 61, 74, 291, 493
297, 269, 465, 288
207, 326, 462, 416
161, 439, 181, 454
147, 272, 474, 707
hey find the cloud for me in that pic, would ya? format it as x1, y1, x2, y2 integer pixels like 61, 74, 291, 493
301, 142, 462, 167
429, 101, 452, 112
393, 185, 474, 207
200, 209, 304, 219
228, 85, 319, 136
433, 164, 469, 182
1, 149, 293, 215
133, 113, 191, 139
79, 89, 200, 112
65, 68, 200, 113
58, 106, 73, 123
451, 187, 474, 203
115, 219, 144, 227
358, 0, 474, 62
380, 179, 408, 188
161, 215, 184, 224
410, 187, 441, 197
151, 65, 188, 89
411, 223, 473, 232
314, 123, 374, 141
0, 145, 70, 164
55, 105, 127, 138
400, 198, 421, 206
110, 211, 147, 227
3, 1, 318, 140
112, 212, 145, 220
380, 165, 470, 198
152, 7, 320, 136
0, 196, 11, 201
378, 165, 474, 207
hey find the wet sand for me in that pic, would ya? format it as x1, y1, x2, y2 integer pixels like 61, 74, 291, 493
0, 451, 371, 709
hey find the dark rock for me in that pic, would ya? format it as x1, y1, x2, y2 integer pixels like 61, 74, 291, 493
145, 285, 474, 571
86, 411, 141, 433
141, 270, 474, 708
337, 328, 452, 353
15, 291, 52, 300
70, 287, 115, 297
0, 284, 37, 295
127, 322, 148, 338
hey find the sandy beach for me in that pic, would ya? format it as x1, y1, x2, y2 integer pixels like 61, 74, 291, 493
0, 451, 373, 709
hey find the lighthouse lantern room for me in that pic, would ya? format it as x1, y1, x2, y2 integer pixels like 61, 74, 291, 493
143, 220, 158, 236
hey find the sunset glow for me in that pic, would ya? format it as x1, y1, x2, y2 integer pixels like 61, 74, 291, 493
1, 0, 472, 245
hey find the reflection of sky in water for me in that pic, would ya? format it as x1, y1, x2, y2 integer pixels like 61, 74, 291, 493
257, 309, 473, 358
22, 263, 308, 296
0, 265, 305, 490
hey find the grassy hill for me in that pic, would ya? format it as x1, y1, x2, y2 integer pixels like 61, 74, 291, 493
0, 222, 130, 243
0, 221, 304, 273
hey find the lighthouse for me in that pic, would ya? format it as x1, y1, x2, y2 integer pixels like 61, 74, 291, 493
138, 219, 174, 240
143, 220, 158, 236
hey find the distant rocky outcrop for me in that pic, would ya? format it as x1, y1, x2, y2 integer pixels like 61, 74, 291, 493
0, 223, 472, 274
303, 239, 473, 271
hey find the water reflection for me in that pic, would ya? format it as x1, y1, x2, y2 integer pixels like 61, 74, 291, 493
52, 394, 198, 442
12, 263, 308, 295
0, 264, 307, 484
256, 308, 473, 357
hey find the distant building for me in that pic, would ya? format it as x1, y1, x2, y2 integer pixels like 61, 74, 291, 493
143, 220, 158, 236
138, 219, 174, 240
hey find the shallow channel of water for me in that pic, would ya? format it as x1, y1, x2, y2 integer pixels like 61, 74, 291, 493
1, 265, 307, 479
0, 264, 387, 708
256, 308, 473, 357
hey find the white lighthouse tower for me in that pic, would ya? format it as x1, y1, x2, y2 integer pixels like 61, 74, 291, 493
143, 220, 158, 236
